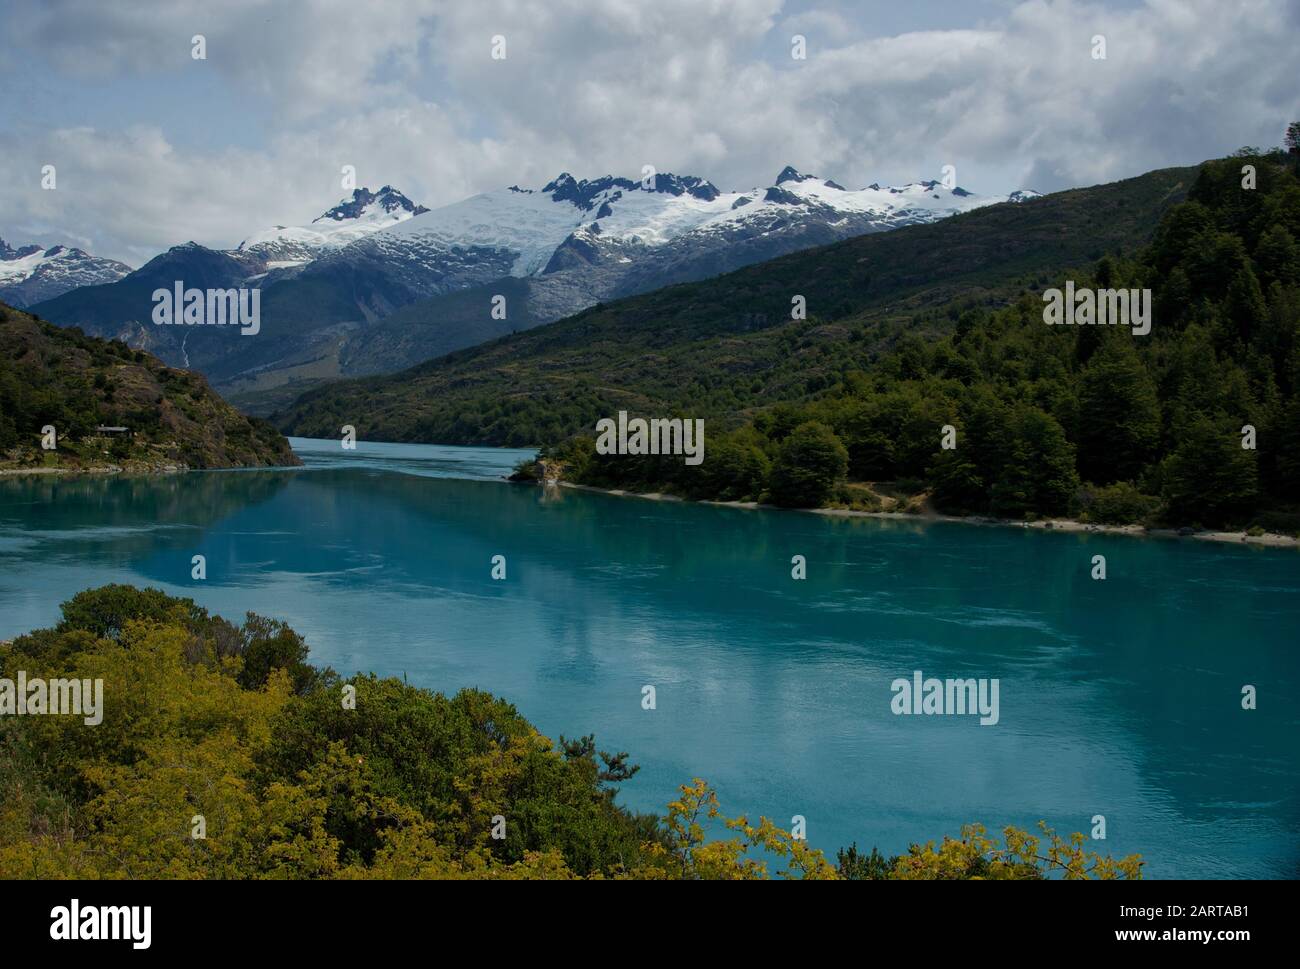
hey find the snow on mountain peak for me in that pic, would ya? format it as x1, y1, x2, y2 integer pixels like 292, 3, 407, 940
313, 185, 429, 225
0, 239, 133, 308
235, 185, 429, 268
540, 172, 721, 212
364, 166, 1032, 284
1, 238, 44, 261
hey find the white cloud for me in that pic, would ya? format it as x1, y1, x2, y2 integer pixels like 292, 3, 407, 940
5, 0, 434, 119
1, 0, 1296, 265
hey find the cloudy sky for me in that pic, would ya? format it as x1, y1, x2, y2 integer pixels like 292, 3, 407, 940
2, 0, 1296, 266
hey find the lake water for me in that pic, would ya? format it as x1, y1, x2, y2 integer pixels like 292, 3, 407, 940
2, 438, 1297, 878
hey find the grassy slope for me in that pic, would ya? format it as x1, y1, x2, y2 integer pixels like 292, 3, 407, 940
275, 164, 1195, 446
0, 302, 301, 471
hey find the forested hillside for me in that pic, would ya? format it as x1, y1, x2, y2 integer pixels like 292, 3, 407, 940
0, 303, 299, 472
550, 152, 1300, 531
276, 163, 1197, 444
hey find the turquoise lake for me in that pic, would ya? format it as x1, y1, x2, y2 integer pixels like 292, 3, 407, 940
2, 438, 1297, 878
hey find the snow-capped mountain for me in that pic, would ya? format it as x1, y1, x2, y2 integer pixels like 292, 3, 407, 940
0, 238, 133, 308
263, 167, 1034, 335
297, 167, 1032, 318
30, 167, 1037, 410
232, 186, 428, 272
255, 166, 1034, 380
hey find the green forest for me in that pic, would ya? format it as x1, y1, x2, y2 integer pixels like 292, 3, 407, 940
0, 304, 296, 471
0, 585, 1141, 880
277, 159, 1198, 445
549, 151, 1300, 531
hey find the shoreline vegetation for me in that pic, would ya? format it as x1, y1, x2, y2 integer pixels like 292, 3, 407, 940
520, 153, 1300, 548
0, 585, 1144, 880
7, 446, 1291, 549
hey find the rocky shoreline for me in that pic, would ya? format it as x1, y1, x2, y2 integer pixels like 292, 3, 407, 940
554, 481, 1299, 549
0, 463, 188, 478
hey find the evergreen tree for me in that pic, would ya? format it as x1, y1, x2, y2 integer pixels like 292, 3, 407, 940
928, 448, 985, 513
1075, 337, 1161, 484
1254, 225, 1300, 289
767, 422, 848, 507
1223, 265, 1267, 345
1160, 416, 1259, 526
1015, 405, 1078, 515
990, 438, 1036, 518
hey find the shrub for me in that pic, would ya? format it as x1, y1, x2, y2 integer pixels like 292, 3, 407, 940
1075, 481, 1163, 525
0, 586, 1145, 881
767, 422, 848, 507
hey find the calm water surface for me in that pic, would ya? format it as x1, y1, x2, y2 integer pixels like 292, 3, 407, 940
1, 438, 1296, 878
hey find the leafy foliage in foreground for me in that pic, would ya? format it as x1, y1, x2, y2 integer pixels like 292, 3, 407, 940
553, 151, 1300, 530
0, 586, 1141, 879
